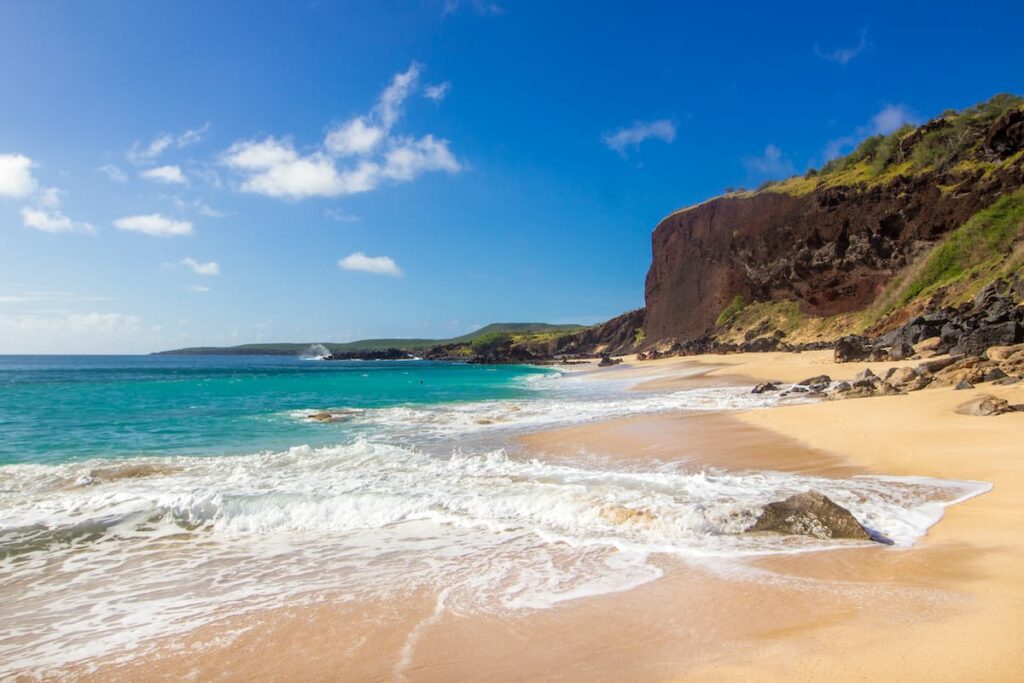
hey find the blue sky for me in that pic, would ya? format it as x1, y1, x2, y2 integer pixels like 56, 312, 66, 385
1, 1, 1022, 353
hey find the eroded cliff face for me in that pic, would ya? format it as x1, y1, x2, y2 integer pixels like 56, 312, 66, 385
643, 121, 1024, 345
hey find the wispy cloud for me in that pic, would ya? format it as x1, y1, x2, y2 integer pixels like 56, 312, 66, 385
187, 285, 210, 293
127, 134, 173, 165
325, 208, 361, 222
338, 252, 403, 276
0, 311, 141, 334
141, 165, 188, 185
743, 144, 795, 179
179, 257, 219, 276
127, 124, 210, 164
221, 64, 460, 200
442, 0, 504, 16
815, 27, 869, 65
114, 214, 193, 237
0, 153, 37, 198
0, 290, 114, 304
98, 163, 128, 182
176, 123, 211, 148
424, 81, 451, 102
602, 119, 676, 156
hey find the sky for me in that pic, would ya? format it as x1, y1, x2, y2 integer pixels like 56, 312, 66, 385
1, 1, 1022, 353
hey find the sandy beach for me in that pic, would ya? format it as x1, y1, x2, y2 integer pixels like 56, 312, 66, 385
62, 351, 1024, 682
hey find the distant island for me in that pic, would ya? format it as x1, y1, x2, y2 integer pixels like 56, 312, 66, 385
154, 322, 590, 362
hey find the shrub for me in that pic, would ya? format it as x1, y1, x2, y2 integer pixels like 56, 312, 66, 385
633, 327, 646, 347
716, 295, 747, 326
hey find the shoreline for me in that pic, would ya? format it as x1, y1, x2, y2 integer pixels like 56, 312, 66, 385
39, 351, 1024, 680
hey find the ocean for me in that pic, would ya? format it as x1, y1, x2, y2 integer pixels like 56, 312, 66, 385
0, 355, 987, 674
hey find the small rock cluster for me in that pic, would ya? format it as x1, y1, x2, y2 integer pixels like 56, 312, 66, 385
753, 342, 1024, 415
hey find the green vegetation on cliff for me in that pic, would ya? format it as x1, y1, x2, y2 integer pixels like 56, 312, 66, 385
765, 94, 1024, 197
899, 186, 1024, 304
715, 295, 747, 326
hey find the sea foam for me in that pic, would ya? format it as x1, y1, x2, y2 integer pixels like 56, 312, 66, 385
0, 438, 988, 673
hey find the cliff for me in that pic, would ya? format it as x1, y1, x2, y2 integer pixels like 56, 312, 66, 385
642, 94, 1024, 347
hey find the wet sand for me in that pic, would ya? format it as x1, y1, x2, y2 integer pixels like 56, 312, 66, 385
60, 351, 1024, 681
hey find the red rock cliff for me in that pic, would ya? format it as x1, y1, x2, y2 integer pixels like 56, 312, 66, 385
643, 107, 1024, 344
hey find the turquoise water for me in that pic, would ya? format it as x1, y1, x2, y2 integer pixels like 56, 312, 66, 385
0, 355, 551, 465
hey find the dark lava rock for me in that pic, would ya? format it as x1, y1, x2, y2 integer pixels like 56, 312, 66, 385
955, 321, 1022, 357
797, 374, 832, 387
954, 380, 975, 390
748, 491, 877, 542
597, 354, 622, 367
751, 382, 781, 394
834, 336, 873, 363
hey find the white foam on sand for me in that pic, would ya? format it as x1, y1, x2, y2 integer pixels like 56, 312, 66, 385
0, 439, 988, 674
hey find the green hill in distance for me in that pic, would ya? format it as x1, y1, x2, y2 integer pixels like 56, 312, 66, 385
153, 323, 588, 356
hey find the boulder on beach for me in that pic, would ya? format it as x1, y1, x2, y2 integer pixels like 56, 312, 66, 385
954, 394, 1016, 416
748, 491, 876, 541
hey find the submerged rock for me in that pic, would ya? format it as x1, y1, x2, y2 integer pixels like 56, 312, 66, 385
601, 505, 657, 526
748, 491, 876, 542
751, 382, 781, 394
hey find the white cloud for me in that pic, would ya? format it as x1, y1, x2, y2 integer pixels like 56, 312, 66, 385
325, 117, 386, 157
743, 144, 795, 178
602, 119, 676, 155
21, 207, 95, 234
127, 134, 174, 164
223, 64, 460, 200
0, 153, 37, 198
179, 257, 219, 276
871, 104, 915, 136
338, 252, 403, 276
381, 135, 460, 180
141, 165, 188, 185
815, 28, 869, 65
187, 285, 210, 293
114, 213, 193, 237
424, 81, 451, 102
19, 184, 94, 234
98, 163, 128, 182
